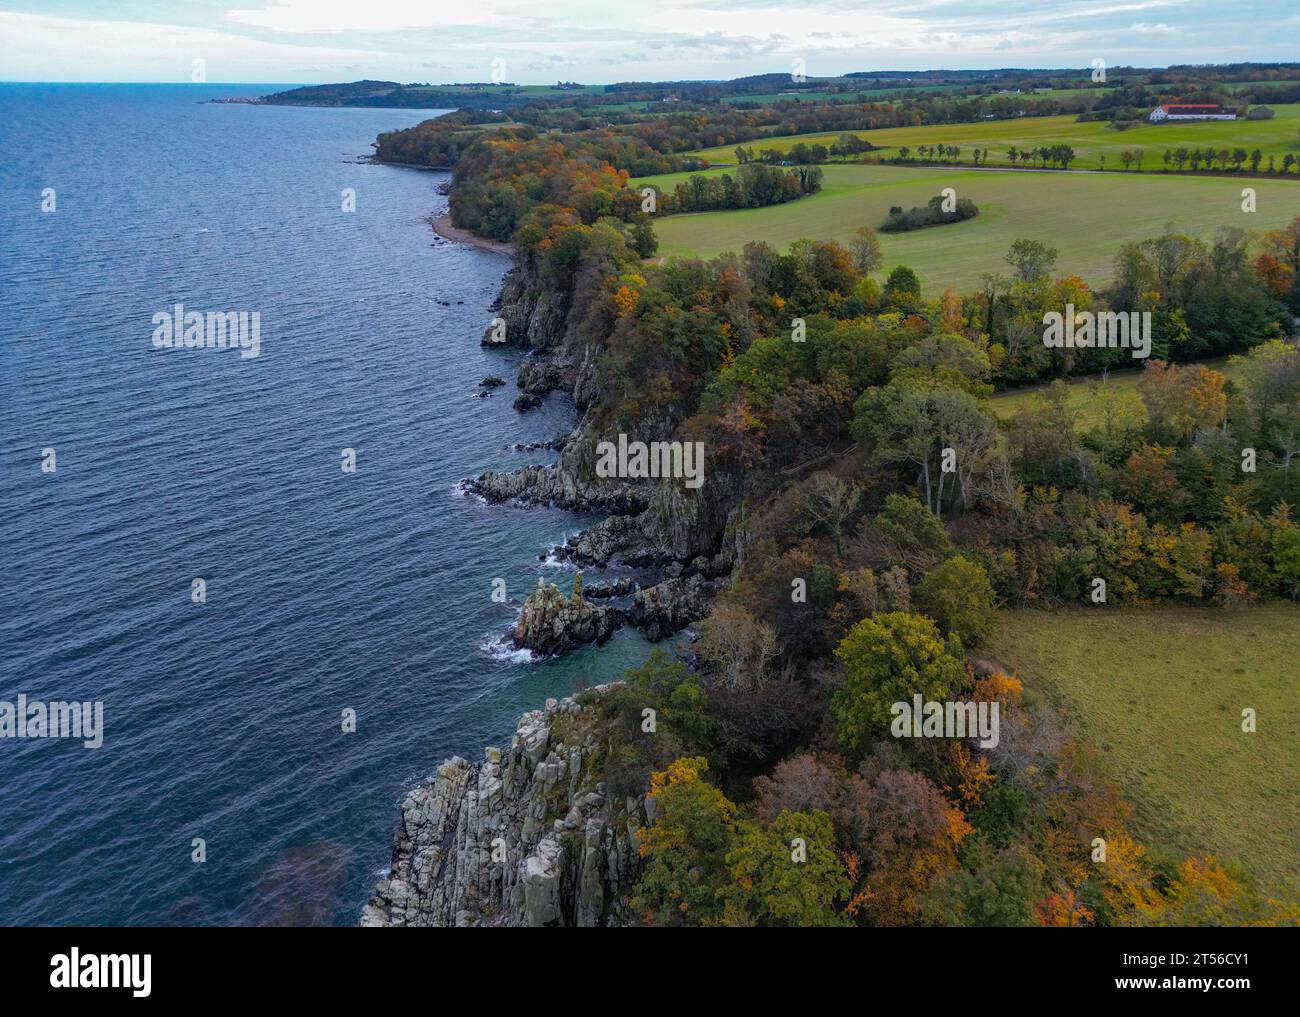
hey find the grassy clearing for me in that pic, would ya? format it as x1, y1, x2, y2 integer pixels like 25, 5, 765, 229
633, 163, 1300, 291
689, 106, 1300, 170
988, 357, 1245, 430
986, 604, 1300, 897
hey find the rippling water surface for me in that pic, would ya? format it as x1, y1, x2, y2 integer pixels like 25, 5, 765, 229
0, 83, 648, 925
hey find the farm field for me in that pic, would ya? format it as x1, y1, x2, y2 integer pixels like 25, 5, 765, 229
634, 163, 1300, 291
689, 105, 1300, 171
987, 604, 1300, 897
988, 356, 1245, 429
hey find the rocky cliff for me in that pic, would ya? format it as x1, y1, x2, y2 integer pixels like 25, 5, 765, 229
361, 687, 647, 927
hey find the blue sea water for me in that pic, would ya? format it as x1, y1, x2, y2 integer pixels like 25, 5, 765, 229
0, 83, 649, 926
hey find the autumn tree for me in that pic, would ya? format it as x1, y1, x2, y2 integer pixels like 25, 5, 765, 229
1138, 360, 1228, 441
849, 768, 973, 925
752, 752, 872, 847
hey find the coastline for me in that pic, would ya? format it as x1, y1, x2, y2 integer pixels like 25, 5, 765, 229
429, 213, 515, 256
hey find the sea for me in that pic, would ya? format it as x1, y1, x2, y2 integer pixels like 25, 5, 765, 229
0, 82, 649, 925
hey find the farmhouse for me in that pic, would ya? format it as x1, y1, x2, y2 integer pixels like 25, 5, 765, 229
1149, 103, 1237, 122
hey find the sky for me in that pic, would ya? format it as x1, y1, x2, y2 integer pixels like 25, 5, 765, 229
1, 1, 1296, 85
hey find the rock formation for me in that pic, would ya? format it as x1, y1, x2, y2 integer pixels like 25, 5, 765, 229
512, 579, 621, 656
361, 688, 646, 927
627, 574, 718, 641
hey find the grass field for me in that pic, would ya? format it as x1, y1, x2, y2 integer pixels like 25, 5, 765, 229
986, 604, 1300, 897
689, 106, 1300, 171
988, 356, 1245, 429
634, 163, 1300, 291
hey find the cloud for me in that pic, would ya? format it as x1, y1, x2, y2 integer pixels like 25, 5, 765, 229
2, 0, 1294, 83
0, 10, 395, 81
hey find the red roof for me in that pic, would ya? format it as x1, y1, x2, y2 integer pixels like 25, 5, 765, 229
1160, 103, 1225, 114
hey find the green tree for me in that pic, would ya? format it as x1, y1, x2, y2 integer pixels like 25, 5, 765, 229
1005, 238, 1058, 283
724, 810, 850, 926
916, 555, 997, 645
884, 265, 921, 303
1272, 526, 1300, 599
832, 612, 966, 754
921, 842, 1046, 926
630, 757, 737, 925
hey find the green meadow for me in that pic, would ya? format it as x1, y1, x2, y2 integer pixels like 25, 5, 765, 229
987, 605, 1300, 897
988, 356, 1246, 430
689, 105, 1300, 171
633, 163, 1300, 292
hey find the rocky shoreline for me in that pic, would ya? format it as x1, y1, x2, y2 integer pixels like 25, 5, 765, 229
363, 198, 742, 924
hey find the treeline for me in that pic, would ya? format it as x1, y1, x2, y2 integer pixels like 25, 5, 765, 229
735, 134, 876, 165
657, 164, 824, 214
1151, 146, 1297, 175
973, 223, 1296, 389
611, 95, 1081, 157
881, 194, 979, 232
891, 143, 1078, 169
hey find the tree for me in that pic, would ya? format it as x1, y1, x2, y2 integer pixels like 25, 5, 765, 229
696, 601, 779, 690
724, 810, 850, 926
804, 472, 862, 561
892, 333, 992, 396
849, 225, 883, 275
1005, 238, 1058, 283
631, 757, 737, 926
915, 555, 998, 645
852, 382, 997, 516
884, 264, 921, 304
849, 768, 972, 924
752, 752, 872, 845
856, 492, 955, 576
1272, 525, 1300, 599
630, 219, 658, 257
922, 842, 1046, 926
832, 611, 966, 753
1137, 856, 1300, 927
1138, 360, 1228, 441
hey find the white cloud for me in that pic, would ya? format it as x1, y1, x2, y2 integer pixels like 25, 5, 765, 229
0, 11, 393, 81
223, 0, 534, 34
